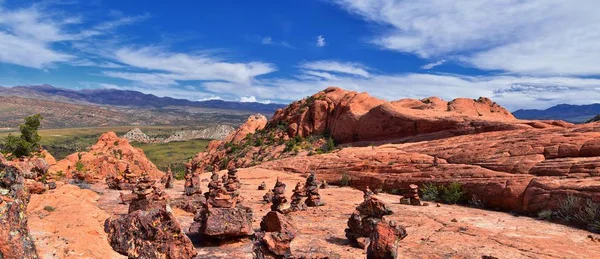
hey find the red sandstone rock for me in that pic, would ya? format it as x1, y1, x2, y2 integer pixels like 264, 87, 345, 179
254, 211, 298, 258
0, 161, 38, 258
50, 132, 163, 181
367, 221, 407, 259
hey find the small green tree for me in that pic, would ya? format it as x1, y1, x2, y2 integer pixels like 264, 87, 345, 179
3, 114, 43, 158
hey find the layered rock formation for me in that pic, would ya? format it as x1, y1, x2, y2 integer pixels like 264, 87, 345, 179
253, 211, 298, 258
0, 156, 38, 258
260, 121, 600, 214
50, 132, 163, 181
188, 87, 567, 174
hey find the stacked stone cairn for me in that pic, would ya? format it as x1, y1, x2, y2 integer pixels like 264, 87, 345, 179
304, 171, 324, 207
258, 181, 267, 190
320, 180, 329, 189
263, 188, 274, 203
106, 165, 137, 190
160, 167, 174, 189
189, 168, 253, 239
288, 182, 306, 212
171, 168, 206, 214
254, 178, 299, 258
345, 190, 407, 258
271, 178, 288, 212
104, 172, 197, 258
399, 184, 424, 206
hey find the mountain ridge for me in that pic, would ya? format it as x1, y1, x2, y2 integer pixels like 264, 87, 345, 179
513, 103, 600, 123
0, 84, 285, 114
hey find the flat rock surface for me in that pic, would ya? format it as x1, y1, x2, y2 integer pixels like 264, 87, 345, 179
60, 168, 600, 258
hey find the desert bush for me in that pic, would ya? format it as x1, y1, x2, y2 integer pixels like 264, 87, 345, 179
538, 209, 554, 220
421, 183, 440, 201
440, 182, 466, 204
75, 161, 85, 172
557, 195, 583, 222
174, 170, 185, 180
339, 173, 351, 186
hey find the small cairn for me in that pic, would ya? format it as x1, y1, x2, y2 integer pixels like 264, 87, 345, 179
345, 192, 407, 250
258, 181, 267, 190
263, 189, 274, 203
189, 170, 253, 239
225, 168, 242, 199
288, 182, 306, 212
184, 168, 202, 196
400, 184, 423, 206
253, 211, 298, 258
271, 178, 288, 212
160, 167, 174, 189
106, 165, 136, 190
304, 171, 324, 207
104, 172, 197, 259
171, 168, 206, 214
320, 180, 329, 189
128, 173, 169, 213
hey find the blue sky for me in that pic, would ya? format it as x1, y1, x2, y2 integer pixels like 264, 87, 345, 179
2, 0, 600, 110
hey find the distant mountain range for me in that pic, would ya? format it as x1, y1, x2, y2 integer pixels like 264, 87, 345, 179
513, 104, 600, 123
0, 84, 285, 114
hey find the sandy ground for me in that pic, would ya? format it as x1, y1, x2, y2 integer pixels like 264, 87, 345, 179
29, 168, 600, 259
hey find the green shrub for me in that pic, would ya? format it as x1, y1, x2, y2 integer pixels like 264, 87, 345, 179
339, 173, 351, 186
43, 206, 55, 212
75, 161, 85, 172
557, 195, 582, 222
440, 182, 466, 204
421, 183, 440, 201
2, 114, 43, 158
174, 170, 185, 180
538, 209, 554, 220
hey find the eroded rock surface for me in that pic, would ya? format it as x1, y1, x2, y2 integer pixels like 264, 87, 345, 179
0, 160, 38, 259
50, 132, 163, 181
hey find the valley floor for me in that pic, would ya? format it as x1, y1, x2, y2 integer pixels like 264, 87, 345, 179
28, 168, 600, 259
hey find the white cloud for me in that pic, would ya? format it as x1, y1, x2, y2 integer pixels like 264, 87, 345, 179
316, 35, 326, 47
239, 96, 258, 102
0, 2, 147, 69
261, 37, 273, 45
300, 60, 370, 77
421, 60, 445, 70
106, 47, 277, 85
330, 0, 600, 76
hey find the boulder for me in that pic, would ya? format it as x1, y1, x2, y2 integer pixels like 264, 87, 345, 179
367, 221, 407, 259
254, 211, 298, 258
104, 207, 197, 259
189, 206, 254, 238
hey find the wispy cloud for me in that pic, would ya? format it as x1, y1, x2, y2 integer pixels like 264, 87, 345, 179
330, 0, 600, 76
421, 60, 446, 70
300, 60, 370, 77
316, 35, 326, 47
0, 2, 147, 69
103, 46, 277, 85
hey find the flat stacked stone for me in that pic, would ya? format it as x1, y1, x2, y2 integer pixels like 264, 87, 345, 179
258, 181, 267, 190
189, 170, 253, 239
271, 178, 288, 212
320, 180, 329, 189
400, 184, 422, 206
106, 165, 136, 190
104, 173, 196, 259
263, 189, 274, 203
128, 173, 169, 213
172, 168, 206, 214
162, 167, 174, 189
304, 171, 324, 207
345, 195, 405, 249
364, 186, 374, 201
288, 182, 306, 212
